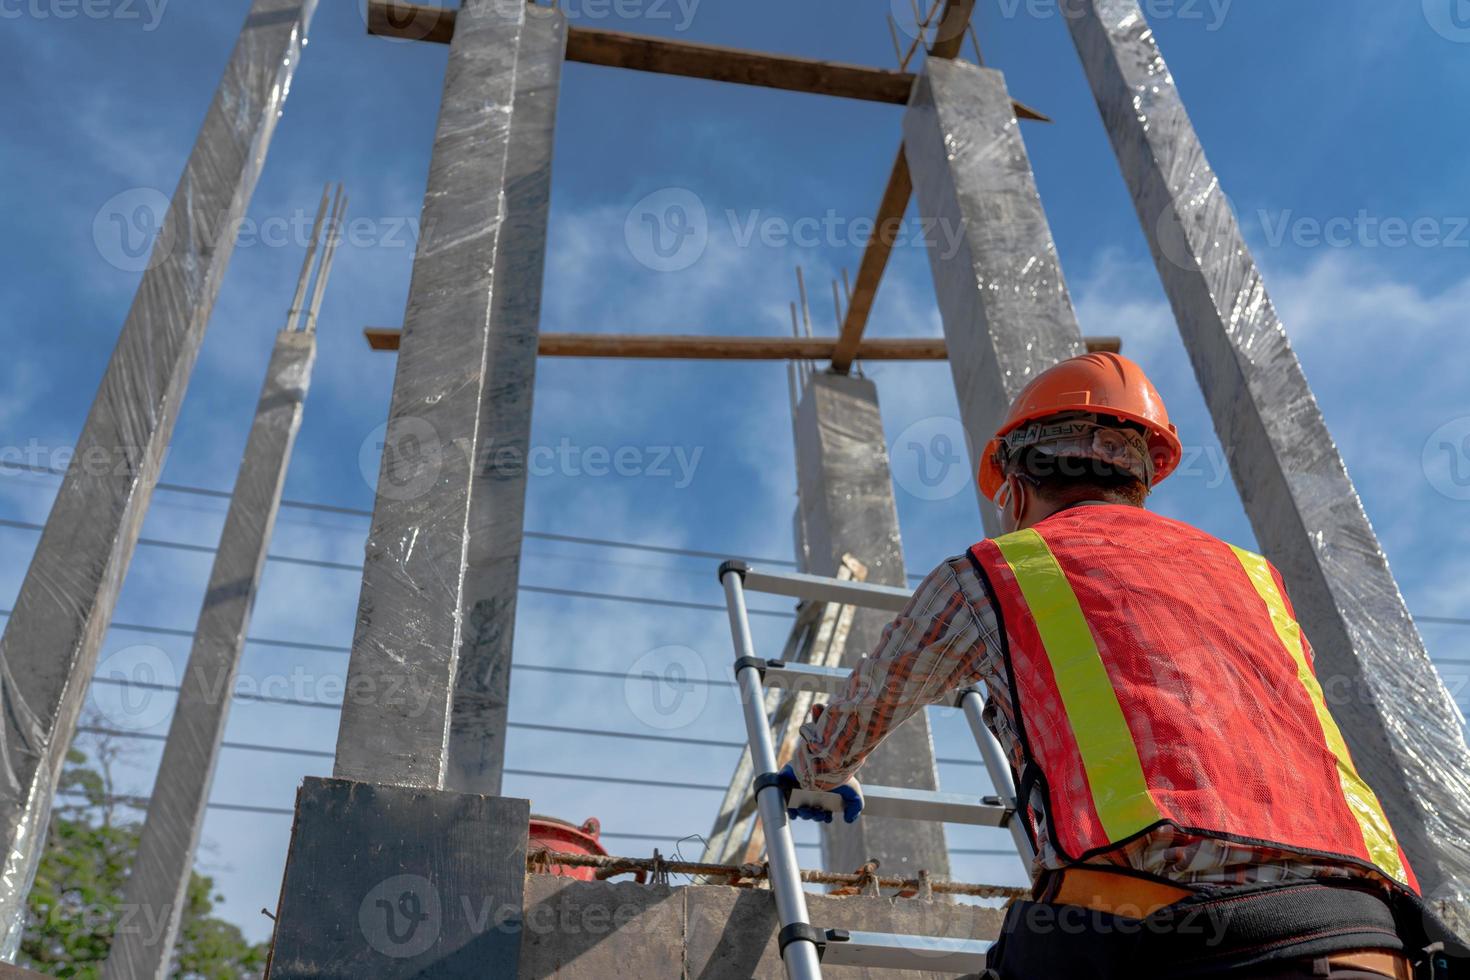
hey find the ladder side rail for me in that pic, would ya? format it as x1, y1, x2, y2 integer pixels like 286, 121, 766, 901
743, 593, 860, 864
962, 689, 1035, 868
723, 569, 824, 980
703, 602, 824, 867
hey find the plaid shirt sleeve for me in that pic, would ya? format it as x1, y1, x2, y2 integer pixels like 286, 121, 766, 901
790, 555, 1007, 791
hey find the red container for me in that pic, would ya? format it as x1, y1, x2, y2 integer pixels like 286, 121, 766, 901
527, 815, 607, 881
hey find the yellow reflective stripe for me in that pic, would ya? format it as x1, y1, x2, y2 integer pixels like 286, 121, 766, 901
1229, 546, 1408, 884
994, 529, 1163, 842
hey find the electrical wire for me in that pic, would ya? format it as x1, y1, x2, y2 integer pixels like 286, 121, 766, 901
0, 462, 798, 566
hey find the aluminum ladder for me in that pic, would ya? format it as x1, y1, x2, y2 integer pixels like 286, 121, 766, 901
718, 559, 1035, 979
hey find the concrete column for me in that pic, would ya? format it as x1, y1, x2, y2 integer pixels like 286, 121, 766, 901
794, 373, 951, 881
0, 0, 316, 954
1066, 0, 1470, 923
446, 8, 566, 797
104, 330, 316, 980
333, 1, 565, 788
903, 58, 1087, 536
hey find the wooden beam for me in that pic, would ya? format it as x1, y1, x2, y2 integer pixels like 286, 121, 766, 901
363, 329, 1121, 359
831, 0, 978, 374
830, 147, 911, 373
365, 1, 1049, 120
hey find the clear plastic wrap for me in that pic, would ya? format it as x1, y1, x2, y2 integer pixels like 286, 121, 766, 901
107, 330, 315, 979
333, 1, 566, 790
903, 58, 1087, 537
1067, 0, 1470, 931
447, 4, 567, 797
0, 0, 316, 956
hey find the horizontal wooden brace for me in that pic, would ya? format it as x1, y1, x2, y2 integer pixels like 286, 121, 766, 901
362, 329, 1121, 360
365, 2, 1048, 120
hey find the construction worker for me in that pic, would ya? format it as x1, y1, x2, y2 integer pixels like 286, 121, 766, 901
781, 352, 1467, 978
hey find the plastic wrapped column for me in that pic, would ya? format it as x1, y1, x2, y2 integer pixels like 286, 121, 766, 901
903, 59, 1087, 536
794, 373, 951, 881
334, 0, 555, 787
0, 0, 316, 956
446, 5, 567, 797
1067, 0, 1470, 927
103, 330, 316, 980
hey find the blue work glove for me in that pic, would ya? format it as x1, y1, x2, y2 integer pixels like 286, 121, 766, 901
777, 765, 864, 824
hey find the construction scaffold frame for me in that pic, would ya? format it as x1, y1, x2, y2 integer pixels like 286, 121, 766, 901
0, 0, 1466, 970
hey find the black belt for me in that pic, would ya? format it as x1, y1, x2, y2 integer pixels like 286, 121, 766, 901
985, 879, 1470, 979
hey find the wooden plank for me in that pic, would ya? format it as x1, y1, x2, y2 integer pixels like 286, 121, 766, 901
365, 1, 1049, 119
363, 329, 1120, 359
831, 0, 980, 375
831, 148, 913, 373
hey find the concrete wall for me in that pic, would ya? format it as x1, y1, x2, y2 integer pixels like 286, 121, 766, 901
519, 877, 1004, 979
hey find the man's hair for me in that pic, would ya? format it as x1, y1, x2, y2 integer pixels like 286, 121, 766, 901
1007, 447, 1149, 508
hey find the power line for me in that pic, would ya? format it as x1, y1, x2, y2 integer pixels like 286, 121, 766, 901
83, 681, 736, 749
0, 461, 797, 567
76, 723, 729, 792
6, 512, 1463, 630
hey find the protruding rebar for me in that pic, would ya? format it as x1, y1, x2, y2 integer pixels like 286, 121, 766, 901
306, 185, 348, 333
286, 185, 332, 333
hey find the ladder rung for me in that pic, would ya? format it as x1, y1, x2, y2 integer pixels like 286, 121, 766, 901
819, 930, 993, 971
742, 567, 911, 612
762, 661, 849, 696
789, 785, 1012, 827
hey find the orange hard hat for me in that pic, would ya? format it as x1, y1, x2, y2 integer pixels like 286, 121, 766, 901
978, 352, 1183, 501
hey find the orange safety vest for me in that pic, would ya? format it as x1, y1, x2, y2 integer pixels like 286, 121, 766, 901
968, 505, 1418, 893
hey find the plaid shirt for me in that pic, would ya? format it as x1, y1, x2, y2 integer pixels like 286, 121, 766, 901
791, 540, 1384, 892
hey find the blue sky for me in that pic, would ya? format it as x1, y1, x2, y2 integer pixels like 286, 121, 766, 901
2, 0, 1468, 944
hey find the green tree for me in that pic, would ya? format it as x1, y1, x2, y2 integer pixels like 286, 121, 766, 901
18, 743, 267, 978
